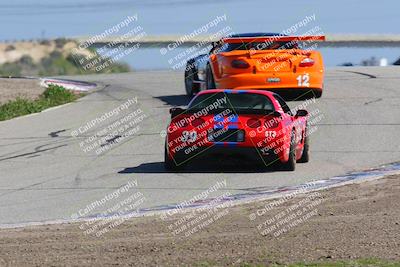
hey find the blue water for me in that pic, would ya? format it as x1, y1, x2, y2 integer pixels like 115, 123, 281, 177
2, 0, 400, 69
122, 47, 400, 70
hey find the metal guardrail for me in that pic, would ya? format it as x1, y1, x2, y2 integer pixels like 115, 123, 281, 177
74, 34, 400, 48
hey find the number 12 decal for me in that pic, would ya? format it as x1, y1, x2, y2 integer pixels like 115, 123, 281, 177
296, 73, 310, 87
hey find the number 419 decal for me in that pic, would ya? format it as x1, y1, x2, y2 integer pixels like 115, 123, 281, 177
296, 73, 310, 87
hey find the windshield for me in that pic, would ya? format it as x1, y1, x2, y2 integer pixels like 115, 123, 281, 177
188, 92, 274, 112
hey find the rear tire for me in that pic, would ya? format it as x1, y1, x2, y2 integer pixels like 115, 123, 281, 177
206, 64, 216, 89
279, 132, 296, 171
313, 89, 322, 98
298, 127, 309, 163
184, 63, 199, 97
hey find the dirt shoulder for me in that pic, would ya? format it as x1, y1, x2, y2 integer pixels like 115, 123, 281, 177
0, 175, 399, 266
0, 78, 44, 104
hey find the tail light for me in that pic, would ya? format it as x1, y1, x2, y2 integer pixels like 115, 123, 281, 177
231, 59, 250, 69
264, 117, 280, 128
246, 118, 261, 128
191, 118, 205, 127
299, 58, 314, 67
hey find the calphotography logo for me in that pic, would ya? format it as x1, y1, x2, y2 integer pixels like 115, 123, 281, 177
71, 14, 146, 73
161, 14, 228, 54
160, 180, 235, 237
70, 96, 149, 155
246, 182, 327, 237
160, 14, 235, 71
70, 180, 146, 238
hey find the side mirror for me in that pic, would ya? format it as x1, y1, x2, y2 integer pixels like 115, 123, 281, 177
211, 41, 218, 49
170, 107, 185, 118
209, 41, 220, 55
295, 109, 308, 117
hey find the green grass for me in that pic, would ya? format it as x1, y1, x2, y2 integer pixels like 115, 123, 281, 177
0, 85, 82, 121
196, 259, 400, 267
270, 258, 400, 267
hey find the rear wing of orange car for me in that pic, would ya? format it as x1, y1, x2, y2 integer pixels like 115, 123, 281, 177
222, 35, 326, 44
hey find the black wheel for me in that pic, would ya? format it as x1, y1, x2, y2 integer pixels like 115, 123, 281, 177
184, 63, 199, 97
164, 145, 185, 171
279, 131, 296, 171
297, 127, 309, 163
313, 89, 322, 98
206, 64, 216, 89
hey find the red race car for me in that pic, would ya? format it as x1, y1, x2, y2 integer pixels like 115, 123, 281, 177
165, 89, 310, 171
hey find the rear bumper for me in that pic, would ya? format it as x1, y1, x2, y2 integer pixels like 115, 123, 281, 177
170, 145, 281, 166
215, 72, 323, 95
216, 85, 322, 100
252, 87, 322, 99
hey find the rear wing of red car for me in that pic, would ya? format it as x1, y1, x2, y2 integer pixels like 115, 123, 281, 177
222, 36, 326, 44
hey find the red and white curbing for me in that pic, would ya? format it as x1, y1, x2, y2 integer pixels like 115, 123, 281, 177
40, 78, 97, 92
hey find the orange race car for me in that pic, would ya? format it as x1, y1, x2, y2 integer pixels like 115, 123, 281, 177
184, 33, 325, 99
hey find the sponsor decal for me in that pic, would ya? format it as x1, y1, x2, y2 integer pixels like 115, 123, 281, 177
267, 77, 281, 83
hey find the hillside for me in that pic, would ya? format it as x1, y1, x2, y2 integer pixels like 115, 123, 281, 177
0, 39, 131, 76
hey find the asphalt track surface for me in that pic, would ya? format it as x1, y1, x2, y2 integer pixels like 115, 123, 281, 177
0, 67, 399, 226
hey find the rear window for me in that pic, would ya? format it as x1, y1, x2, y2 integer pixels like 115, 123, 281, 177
274, 94, 292, 115
188, 92, 274, 112
219, 41, 298, 52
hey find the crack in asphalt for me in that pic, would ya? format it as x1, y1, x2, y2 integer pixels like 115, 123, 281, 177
364, 98, 383, 105
341, 70, 377, 78
0, 144, 67, 162
48, 129, 67, 137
